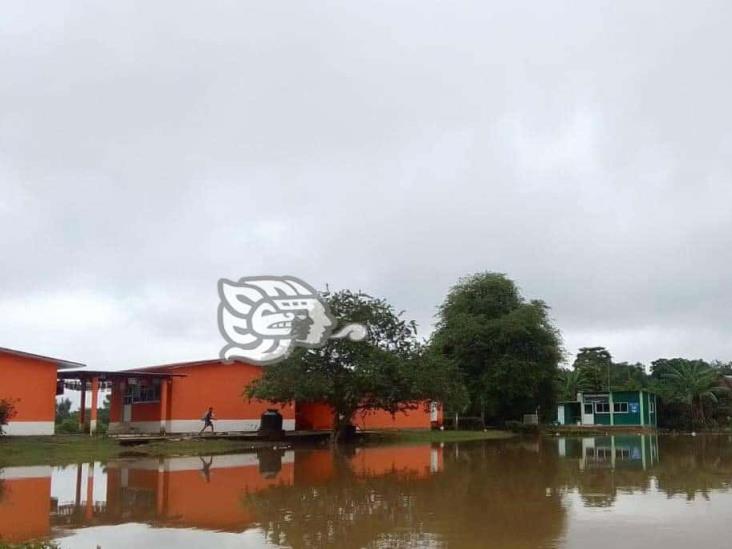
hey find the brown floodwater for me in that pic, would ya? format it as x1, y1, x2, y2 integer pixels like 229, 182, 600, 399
1, 435, 732, 548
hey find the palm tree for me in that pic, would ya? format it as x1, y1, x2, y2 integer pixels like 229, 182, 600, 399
557, 368, 593, 401
662, 361, 727, 426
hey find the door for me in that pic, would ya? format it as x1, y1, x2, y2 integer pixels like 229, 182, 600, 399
557, 405, 565, 425
123, 403, 132, 423
582, 402, 595, 425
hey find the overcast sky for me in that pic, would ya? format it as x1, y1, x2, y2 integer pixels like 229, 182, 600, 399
2, 1, 732, 371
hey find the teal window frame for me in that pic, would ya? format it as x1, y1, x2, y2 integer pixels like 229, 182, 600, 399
613, 402, 629, 414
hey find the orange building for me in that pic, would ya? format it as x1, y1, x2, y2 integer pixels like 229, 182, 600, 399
296, 401, 442, 431
2, 348, 441, 436
0, 347, 84, 436
103, 358, 440, 434
106, 359, 296, 434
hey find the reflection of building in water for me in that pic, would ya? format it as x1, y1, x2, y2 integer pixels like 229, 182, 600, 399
558, 435, 659, 470
0, 444, 443, 544
556, 435, 659, 508
0, 466, 53, 543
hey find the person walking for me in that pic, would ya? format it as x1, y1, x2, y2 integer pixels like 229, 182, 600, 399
199, 406, 215, 435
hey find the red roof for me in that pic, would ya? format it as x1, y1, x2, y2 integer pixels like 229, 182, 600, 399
0, 346, 85, 370
120, 358, 253, 372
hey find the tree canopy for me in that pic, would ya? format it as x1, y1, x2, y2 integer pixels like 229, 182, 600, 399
430, 272, 563, 424
246, 289, 466, 440
572, 347, 647, 392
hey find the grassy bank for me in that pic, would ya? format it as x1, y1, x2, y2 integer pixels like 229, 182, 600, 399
0, 435, 289, 468
541, 425, 658, 437
363, 429, 515, 444
0, 430, 515, 468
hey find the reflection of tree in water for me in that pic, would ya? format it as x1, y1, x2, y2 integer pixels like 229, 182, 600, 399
421, 440, 566, 548
654, 436, 732, 500
246, 442, 567, 549
550, 435, 732, 506
247, 448, 430, 548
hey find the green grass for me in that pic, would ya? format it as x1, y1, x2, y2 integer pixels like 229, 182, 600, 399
362, 429, 515, 444
0, 435, 286, 467
0, 430, 514, 468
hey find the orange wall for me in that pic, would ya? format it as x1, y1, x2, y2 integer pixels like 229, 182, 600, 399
169, 362, 294, 420
297, 402, 441, 431
294, 445, 442, 484
0, 477, 51, 543
163, 464, 293, 530
350, 445, 440, 479
105, 460, 293, 531
296, 402, 334, 430
0, 352, 57, 422
110, 362, 294, 422
109, 383, 122, 422
354, 406, 438, 430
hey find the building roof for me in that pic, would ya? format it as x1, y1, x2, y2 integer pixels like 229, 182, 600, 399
0, 346, 85, 370
58, 369, 186, 380
121, 358, 250, 372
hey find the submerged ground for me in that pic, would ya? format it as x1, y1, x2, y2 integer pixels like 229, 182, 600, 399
0, 430, 512, 468
2, 433, 731, 548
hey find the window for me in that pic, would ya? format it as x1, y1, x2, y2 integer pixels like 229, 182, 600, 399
584, 403, 594, 414
123, 381, 161, 404
595, 402, 610, 413
649, 399, 655, 413
613, 402, 629, 413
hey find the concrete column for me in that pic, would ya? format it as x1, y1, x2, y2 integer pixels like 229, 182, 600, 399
79, 382, 87, 430
159, 379, 169, 434
609, 392, 615, 426
74, 463, 82, 508
85, 463, 94, 520
639, 390, 645, 427
156, 461, 166, 516
89, 377, 99, 435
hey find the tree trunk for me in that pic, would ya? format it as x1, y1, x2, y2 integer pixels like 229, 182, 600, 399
331, 411, 355, 445
698, 396, 706, 424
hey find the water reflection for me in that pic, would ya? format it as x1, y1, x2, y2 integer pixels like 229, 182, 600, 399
2, 436, 732, 548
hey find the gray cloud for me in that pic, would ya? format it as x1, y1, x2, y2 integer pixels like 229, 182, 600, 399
2, 1, 732, 369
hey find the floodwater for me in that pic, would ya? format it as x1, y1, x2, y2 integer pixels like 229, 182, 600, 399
2, 435, 732, 548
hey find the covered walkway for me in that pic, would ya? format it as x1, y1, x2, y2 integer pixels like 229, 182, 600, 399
58, 369, 185, 434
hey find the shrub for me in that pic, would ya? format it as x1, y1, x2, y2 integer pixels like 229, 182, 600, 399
0, 399, 17, 435
55, 418, 81, 434
505, 420, 540, 434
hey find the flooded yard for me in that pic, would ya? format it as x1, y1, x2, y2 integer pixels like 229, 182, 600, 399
2, 435, 732, 548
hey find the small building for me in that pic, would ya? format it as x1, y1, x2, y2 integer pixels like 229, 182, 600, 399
296, 401, 442, 431
0, 347, 85, 435
102, 358, 441, 434
104, 359, 297, 434
556, 390, 657, 428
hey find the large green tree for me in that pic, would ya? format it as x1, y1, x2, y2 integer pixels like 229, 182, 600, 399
556, 368, 593, 401
656, 359, 727, 427
572, 347, 613, 391
431, 272, 563, 424
246, 289, 466, 441
572, 347, 647, 392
